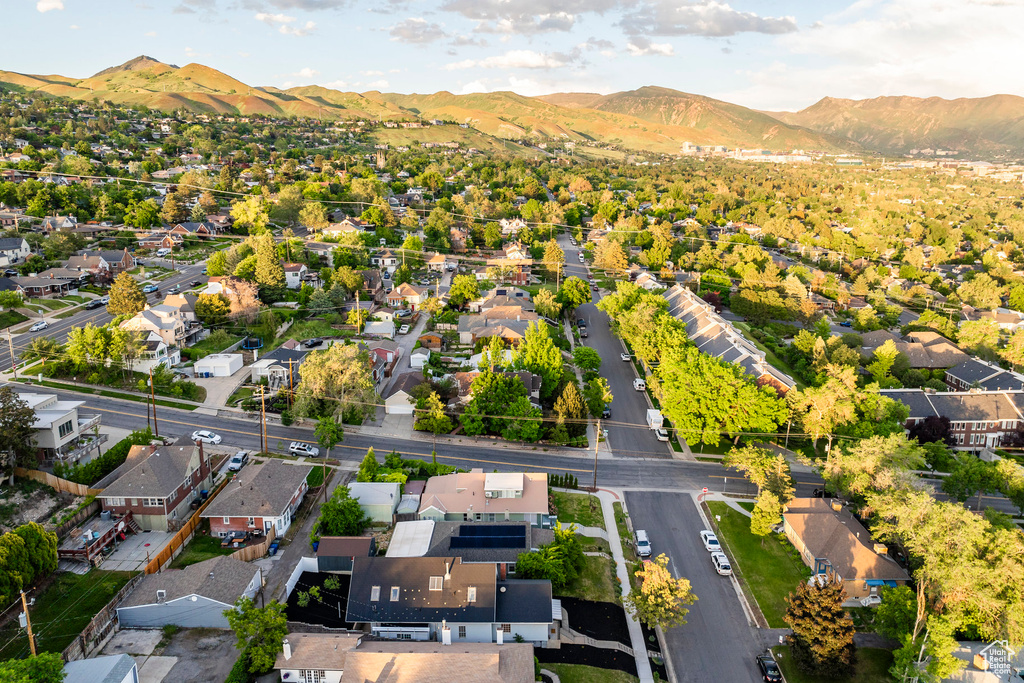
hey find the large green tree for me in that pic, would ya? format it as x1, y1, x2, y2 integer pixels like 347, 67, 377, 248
785, 578, 856, 678
0, 388, 39, 481
557, 276, 591, 313
512, 322, 564, 402
224, 597, 288, 674
106, 271, 146, 318
624, 553, 698, 630
252, 232, 285, 289
292, 344, 377, 422
0, 653, 65, 683
448, 274, 480, 309
313, 485, 371, 539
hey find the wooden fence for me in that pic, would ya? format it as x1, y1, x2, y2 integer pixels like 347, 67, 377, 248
143, 476, 229, 574
14, 467, 103, 497
230, 526, 276, 562
60, 572, 144, 663
54, 500, 102, 539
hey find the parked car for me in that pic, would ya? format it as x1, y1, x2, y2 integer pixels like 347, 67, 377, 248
191, 430, 222, 445
579, 328, 588, 338
839, 320, 852, 327
591, 283, 598, 291
303, 338, 323, 348
634, 529, 652, 557
3, 268, 17, 276
142, 284, 158, 293
756, 652, 783, 682
602, 405, 611, 419
395, 309, 412, 318
711, 552, 732, 576
29, 321, 48, 332
699, 530, 721, 552
620, 352, 630, 361
85, 299, 104, 310
860, 595, 882, 607
228, 451, 249, 472
289, 442, 320, 457
578, 254, 585, 262
398, 324, 410, 335
576, 318, 586, 328
100, 295, 110, 304
655, 428, 669, 442
633, 378, 646, 391
190, 280, 202, 287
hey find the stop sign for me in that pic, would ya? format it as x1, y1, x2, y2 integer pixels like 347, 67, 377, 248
702, 487, 708, 494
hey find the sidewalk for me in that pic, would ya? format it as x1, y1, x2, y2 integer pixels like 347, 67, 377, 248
593, 488, 654, 683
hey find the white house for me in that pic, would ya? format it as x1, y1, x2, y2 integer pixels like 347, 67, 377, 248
410, 348, 431, 369
19, 391, 101, 465
348, 481, 401, 523
193, 353, 243, 378
134, 332, 180, 374
384, 373, 424, 415
282, 262, 308, 290
0, 237, 30, 266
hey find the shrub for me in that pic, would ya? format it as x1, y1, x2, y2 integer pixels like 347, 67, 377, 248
280, 410, 294, 426
53, 428, 153, 485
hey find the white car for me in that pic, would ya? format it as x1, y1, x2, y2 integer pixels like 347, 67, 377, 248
191, 430, 222, 445
289, 442, 320, 457
711, 552, 732, 576
699, 530, 721, 552
620, 352, 631, 362
578, 254, 585, 262
29, 321, 48, 332
398, 324, 410, 335
860, 595, 882, 607
655, 428, 669, 442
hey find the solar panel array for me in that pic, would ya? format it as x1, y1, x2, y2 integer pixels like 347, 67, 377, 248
449, 525, 527, 549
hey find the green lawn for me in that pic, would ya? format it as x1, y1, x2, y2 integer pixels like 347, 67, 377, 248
64, 295, 88, 303
0, 310, 28, 329
227, 386, 254, 405
612, 501, 634, 559
551, 490, 605, 530
733, 322, 807, 390
271, 319, 339, 350
542, 663, 639, 683
773, 646, 893, 683
183, 333, 240, 360
0, 570, 134, 658
27, 298, 70, 311
555, 554, 617, 603
707, 501, 811, 627
692, 438, 734, 456
170, 524, 239, 568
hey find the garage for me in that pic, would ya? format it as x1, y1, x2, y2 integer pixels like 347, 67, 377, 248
193, 353, 243, 378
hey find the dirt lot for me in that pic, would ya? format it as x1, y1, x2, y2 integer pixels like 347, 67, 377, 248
0, 479, 82, 533
160, 628, 240, 683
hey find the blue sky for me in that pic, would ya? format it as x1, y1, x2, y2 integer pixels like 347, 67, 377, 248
9, 0, 1024, 110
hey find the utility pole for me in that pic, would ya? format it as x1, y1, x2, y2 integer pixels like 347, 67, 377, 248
7, 328, 16, 379
259, 386, 267, 453
20, 591, 35, 656
323, 447, 329, 504
287, 359, 294, 408
592, 418, 601, 491
149, 367, 159, 437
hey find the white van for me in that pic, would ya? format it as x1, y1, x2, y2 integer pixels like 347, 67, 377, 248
155, 248, 171, 257
633, 378, 646, 391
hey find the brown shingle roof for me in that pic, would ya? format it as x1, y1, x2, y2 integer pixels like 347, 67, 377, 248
201, 458, 310, 519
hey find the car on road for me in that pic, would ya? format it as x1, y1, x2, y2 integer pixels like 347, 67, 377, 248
569, 238, 577, 246
756, 652, 783, 682
711, 552, 732, 575
620, 352, 630, 362
29, 321, 48, 332
142, 284, 158, 293
578, 254, 585, 262
155, 248, 172, 257
602, 405, 611, 419
655, 428, 669, 442
191, 430, 222, 445
634, 529, 652, 557
289, 442, 320, 457
699, 529, 721, 552
85, 299, 104, 310
303, 338, 324, 348
839, 320, 852, 327
633, 378, 646, 391
395, 309, 412, 318
591, 283, 598, 291
100, 295, 110, 304
579, 328, 588, 338
190, 280, 202, 287
228, 451, 249, 472
576, 318, 586, 328
398, 324, 410, 335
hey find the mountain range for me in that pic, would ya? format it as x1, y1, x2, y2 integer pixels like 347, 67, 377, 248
2, 56, 1024, 158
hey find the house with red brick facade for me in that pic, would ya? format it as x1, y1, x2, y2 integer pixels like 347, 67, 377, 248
96, 436, 214, 531
201, 458, 312, 538
882, 388, 1024, 451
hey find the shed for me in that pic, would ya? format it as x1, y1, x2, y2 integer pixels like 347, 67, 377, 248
63, 654, 137, 683
316, 536, 377, 573
410, 348, 431, 369
116, 555, 261, 628
348, 481, 401, 523
385, 372, 424, 415
363, 321, 395, 340
193, 353, 243, 378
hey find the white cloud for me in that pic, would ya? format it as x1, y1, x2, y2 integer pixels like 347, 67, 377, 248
362, 70, 384, 76
621, 0, 797, 37
626, 38, 675, 56
439, 0, 618, 34
322, 79, 351, 89
255, 12, 316, 36
293, 67, 320, 79
717, 0, 1024, 110
144, 30, 157, 37
37, 0, 63, 11
366, 79, 391, 89
445, 49, 576, 70
389, 17, 448, 44
69, 24, 79, 29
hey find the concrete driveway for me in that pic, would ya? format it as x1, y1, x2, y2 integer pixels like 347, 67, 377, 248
191, 369, 247, 409
624, 491, 766, 683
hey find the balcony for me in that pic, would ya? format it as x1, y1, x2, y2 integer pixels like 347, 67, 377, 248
77, 413, 101, 433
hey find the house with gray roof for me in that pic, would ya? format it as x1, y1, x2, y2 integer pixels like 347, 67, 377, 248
387, 520, 553, 569
116, 556, 261, 628
663, 284, 795, 394
345, 556, 554, 646
96, 436, 214, 531
201, 458, 311, 538
63, 653, 137, 683
945, 358, 1024, 392
0, 237, 30, 265
882, 388, 1024, 451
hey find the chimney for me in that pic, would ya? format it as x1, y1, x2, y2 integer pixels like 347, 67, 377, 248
444, 562, 451, 582
282, 639, 291, 660
873, 543, 888, 555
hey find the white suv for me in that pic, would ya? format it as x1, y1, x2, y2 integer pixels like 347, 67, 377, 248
288, 442, 320, 457
634, 529, 652, 558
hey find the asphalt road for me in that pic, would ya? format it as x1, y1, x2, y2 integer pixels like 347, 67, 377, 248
625, 491, 767, 683
1, 262, 207, 370
556, 231, 668, 459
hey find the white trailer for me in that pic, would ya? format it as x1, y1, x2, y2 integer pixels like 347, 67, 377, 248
646, 409, 663, 430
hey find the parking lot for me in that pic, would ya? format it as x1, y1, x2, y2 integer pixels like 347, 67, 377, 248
624, 491, 766, 683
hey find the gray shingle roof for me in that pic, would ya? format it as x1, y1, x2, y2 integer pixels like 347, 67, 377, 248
494, 579, 552, 623
417, 521, 552, 564
98, 435, 202, 499
946, 359, 1006, 385
202, 458, 311, 519
118, 555, 258, 608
